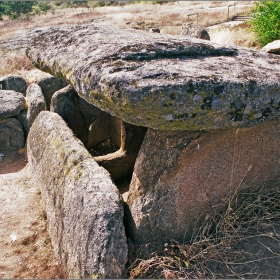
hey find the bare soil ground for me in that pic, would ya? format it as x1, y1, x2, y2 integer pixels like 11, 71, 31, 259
0, 150, 66, 279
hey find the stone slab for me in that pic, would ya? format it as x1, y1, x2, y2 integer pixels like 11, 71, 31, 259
26, 25, 280, 130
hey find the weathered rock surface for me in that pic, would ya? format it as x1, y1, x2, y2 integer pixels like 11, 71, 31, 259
16, 110, 28, 138
27, 111, 127, 279
0, 76, 27, 94
50, 85, 88, 144
87, 112, 111, 148
0, 90, 26, 120
17, 83, 47, 138
79, 96, 104, 131
50, 85, 105, 146
126, 119, 280, 251
261, 40, 280, 55
180, 23, 210, 40
38, 76, 68, 110
94, 116, 147, 181
26, 25, 280, 130
24, 83, 47, 135
0, 118, 25, 150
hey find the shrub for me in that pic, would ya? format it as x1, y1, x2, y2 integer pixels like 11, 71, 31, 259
250, 1, 280, 46
0, 1, 51, 19
0, 1, 35, 19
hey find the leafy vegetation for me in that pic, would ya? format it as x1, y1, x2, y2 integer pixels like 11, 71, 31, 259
0, 1, 51, 19
32, 2, 52, 16
250, 1, 280, 46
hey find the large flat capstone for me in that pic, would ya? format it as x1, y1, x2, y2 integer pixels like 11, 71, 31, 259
27, 111, 127, 279
26, 25, 280, 130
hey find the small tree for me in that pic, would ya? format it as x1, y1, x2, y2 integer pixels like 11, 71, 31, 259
0, 1, 36, 19
0, 2, 5, 20
32, 1, 51, 15
250, 1, 280, 46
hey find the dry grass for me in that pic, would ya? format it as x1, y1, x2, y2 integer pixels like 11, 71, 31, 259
0, 1, 255, 39
209, 22, 261, 49
0, 51, 51, 84
128, 183, 280, 279
0, 51, 33, 74
0, 1, 258, 84
100, 1, 254, 34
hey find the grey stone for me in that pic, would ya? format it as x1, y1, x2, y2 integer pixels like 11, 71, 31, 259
79, 97, 104, 129
0, 118, 25, 150
26, 25, 280, 130
38, 76, 68, 110
87, 113, 110, 148
180, 22, 210, 40
0, 90, 26, 120
261, 40, 280, 55
93, 116, 147, 181
16, 84, 46, 138
50, 85, 88, 144
149, 28, 160, 33
0, 76, 27, 94
16, 110, 28, 138
27, 111, 127, 279
126, 119, 280, 253
24, 83, 47, 135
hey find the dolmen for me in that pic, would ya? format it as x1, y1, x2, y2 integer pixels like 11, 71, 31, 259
26, 25, 280, 278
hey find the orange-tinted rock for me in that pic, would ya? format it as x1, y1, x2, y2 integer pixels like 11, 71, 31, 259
126, 119, 280, 252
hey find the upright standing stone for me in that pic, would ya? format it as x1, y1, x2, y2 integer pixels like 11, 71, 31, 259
27, 111, 128, 279
38, 76, 68, 110
25, 83, 47, 134
50, 85, 88, 144
126, 119, 280, 252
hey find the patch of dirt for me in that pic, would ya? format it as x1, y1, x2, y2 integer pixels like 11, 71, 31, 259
0, 149, 66, 279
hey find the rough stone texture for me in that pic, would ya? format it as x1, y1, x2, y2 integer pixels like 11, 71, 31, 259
94, 116, 147, 181
26, 25, 280, 130
126, 119, 280, 251
50, 85, 88, 144
261, 40, 280, 55
79, 97, 104, 131
87, 112, 110, 148
38, 76, 68, 110
50, 85, 105, 146
0, 76, 28, 94
0, 90, 26, 120
23, 83, 47, 135
0, 118, 25, 150
16, 110, 28, 138
180, 23, 210, 40
16, 84, 47, 138
27, 111, 127, 279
